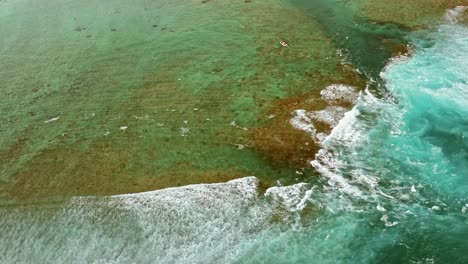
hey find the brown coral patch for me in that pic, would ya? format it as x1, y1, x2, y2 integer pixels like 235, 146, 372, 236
9, 135, 244, 201
379, 37, 411, 57
0, 138, 28, 170
249, 95, 320, 168
250, 124, 317, 167
249, 64, 366, 168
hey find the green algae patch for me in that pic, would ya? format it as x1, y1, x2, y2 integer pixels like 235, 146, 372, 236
229, 94, 258, 126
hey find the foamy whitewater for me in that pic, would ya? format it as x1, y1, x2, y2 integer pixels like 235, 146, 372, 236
1, 10, 467, 264
290, 84, 357, 143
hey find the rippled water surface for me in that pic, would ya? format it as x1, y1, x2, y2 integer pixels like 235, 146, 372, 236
1, 1, 467, 263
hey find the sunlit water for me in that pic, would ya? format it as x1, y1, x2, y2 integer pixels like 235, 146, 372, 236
311, 17, 468, 263
1, 9, 467, 263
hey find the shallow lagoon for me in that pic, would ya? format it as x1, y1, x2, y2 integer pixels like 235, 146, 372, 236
1, 0, 349, 200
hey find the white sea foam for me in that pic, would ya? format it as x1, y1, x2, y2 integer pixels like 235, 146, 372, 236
290, 106, 348, 143
320, 84, 358, 102
265, 183, 313, 212
290, 109, 316, 137
380, 214, 398, 227
376, 204, 386, 212
290, 84, 359, 143
310, 103, 371, 196
444, 6, 467, 24
311, 17, 468, 223
311, 154, 363, 197
107, 176, 259, 208
1, 177, 316, 264
321, 89, 381, 149
310, 88, 387, 198
310, 106, 348, 128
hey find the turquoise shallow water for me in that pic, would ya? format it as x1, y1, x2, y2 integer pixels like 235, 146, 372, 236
311, 19, 468, 263
1, 5, 467, 264
1, 15, 467, 264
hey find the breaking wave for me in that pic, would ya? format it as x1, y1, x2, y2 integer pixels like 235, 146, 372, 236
1, 7, 467, 264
